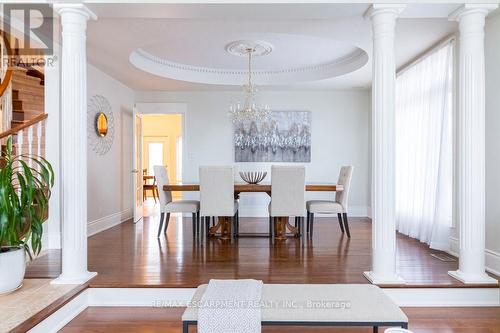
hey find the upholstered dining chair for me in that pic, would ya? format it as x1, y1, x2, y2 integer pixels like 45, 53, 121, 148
306, 166, 353, 237
154, 165, 200, 238
199, 166, 239, 239
269, 166, 306, 238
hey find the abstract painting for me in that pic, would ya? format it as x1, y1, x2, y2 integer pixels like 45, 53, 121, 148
234, 111, 311, 162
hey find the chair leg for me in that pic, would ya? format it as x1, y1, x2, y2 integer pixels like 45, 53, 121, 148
157, 212, 165, 238
337, 213, 345, 233
310, 213, 315, 236
164, 213, 170, 234
196, 212, 200, 236
205, 217, 210, 237
192, 213, 196, 237
235, 211, 239, 237
306, 211, 310, 233
298, 217, 302, 236
269, 216, 273, 238
342, 213, 351, 238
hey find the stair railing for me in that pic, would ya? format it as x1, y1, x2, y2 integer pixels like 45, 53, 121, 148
0, 113, 48, 168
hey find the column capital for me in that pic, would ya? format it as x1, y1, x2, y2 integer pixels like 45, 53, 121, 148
54, 3, 97, 21
449, 4, 498, 21
363, 4, 406, 20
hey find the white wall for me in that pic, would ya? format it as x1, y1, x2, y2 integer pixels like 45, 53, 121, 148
484, 12, 500, 274
87, 65, 134, 235
43, 44, 62, 250
135, 90, 371, 217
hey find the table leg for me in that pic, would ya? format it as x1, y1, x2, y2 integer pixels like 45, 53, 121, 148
373, 326, 378, 333
209, 216, 232, 240
208, 218, 221, 236
273, 217, 286, 240
286, 219, 299, 237
273, 217, 300, 240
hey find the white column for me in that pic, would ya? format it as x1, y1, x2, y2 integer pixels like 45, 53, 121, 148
448, 4, 498, 284
52, 4, 97, 285
363, 4, 405, 285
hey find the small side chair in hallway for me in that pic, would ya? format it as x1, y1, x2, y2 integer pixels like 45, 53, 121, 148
306, 166, 353, 237
154, 165, 200, 238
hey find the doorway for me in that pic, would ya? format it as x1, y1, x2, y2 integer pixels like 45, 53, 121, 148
141, 114, 183, 203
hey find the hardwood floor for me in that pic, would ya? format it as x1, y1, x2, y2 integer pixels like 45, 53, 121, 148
26, 201, 498, 287
60, 306, 500, 333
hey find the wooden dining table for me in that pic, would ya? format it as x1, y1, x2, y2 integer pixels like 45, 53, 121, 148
163, 183, 343, 240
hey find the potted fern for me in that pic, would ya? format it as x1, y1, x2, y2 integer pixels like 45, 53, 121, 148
0, 136, 54, 294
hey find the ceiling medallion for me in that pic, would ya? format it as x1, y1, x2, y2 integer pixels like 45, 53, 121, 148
225, 40, 274, 57
227, 40, 272, 124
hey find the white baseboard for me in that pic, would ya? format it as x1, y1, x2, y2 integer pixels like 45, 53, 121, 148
87, 208, 133, 237
28, 285, 500, 333
448, 236, 500, 277
485, 249, 500, 276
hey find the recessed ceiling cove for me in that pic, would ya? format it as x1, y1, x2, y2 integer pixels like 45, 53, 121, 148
129, 33, 368, 85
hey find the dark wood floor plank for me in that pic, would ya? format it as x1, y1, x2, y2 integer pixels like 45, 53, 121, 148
60, 306, 500, 333
25, 202, 499, 288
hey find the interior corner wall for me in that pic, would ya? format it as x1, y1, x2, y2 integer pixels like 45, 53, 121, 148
484, 12, 500, 275
134, 90, 371, 217
87, 64, 134, 236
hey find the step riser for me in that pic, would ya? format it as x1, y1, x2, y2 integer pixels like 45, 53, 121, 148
13, 110, 44, 122
12, 79, 45, 92
12, 87, 45, 101
12, 72, 43, 85
13, 100, 45, 111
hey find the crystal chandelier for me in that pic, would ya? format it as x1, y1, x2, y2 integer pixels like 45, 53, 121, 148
228, 47, 271, 123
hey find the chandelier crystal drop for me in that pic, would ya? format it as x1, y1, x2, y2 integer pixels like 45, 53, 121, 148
228, 47, 271, 124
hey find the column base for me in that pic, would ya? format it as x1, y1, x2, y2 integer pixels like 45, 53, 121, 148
448, 270, 498, 285
51, 271, 97, 285
363, 271, 406, 285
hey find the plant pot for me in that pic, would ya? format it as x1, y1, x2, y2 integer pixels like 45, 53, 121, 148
0, 247, 25, 294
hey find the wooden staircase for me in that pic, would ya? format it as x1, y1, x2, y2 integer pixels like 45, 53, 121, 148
0, 30, 47, 161
11, 67, 45, 128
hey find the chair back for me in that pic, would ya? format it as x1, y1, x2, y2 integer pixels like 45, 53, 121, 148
154, 165, 173, 212
335, 166, 353, 211
199, 166, 235, 217
270, 165, 305, 217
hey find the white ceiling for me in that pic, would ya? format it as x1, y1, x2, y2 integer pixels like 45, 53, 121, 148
85, 3, 460, 91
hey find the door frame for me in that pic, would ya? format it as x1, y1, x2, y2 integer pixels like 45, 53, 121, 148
132, 108, 143, 223
133, 102, 187, 196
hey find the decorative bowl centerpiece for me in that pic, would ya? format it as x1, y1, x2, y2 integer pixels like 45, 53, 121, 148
239, 171, 267, 184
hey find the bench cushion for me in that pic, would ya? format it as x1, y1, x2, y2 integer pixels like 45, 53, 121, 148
182, 284, 408, 324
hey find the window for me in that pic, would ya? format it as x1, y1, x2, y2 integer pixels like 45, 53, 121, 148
176, 136, 182, 181
395, 40, 454, 250
148, 142, 164, 176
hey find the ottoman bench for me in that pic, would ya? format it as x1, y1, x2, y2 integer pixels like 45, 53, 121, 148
182, 284, 408, 333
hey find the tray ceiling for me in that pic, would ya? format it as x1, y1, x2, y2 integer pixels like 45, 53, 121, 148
85, 3, 461, 91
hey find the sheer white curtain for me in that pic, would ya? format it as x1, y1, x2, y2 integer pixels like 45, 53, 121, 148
395, 41, 454, 251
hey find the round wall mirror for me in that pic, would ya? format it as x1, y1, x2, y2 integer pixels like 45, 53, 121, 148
96, 112, 108, 137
